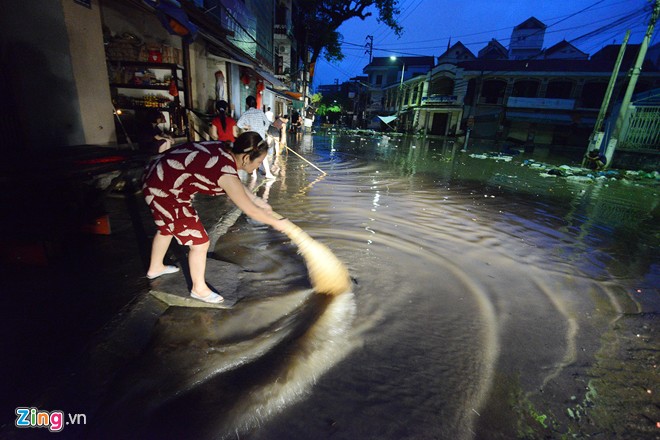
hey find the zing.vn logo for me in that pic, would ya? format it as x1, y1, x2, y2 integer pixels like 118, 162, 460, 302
15, 407, 87, 432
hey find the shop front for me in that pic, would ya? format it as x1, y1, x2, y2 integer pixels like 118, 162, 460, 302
101, 0, 189, 148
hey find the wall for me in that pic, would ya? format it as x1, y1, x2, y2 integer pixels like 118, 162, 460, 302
62, 0, 115, 145
101, 1, 179, 47
199, 54, 217, 113
0, 0, 85, 150
230, 63, 243, 117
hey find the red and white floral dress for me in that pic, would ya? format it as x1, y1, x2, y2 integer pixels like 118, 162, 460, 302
142, 141, 238, 246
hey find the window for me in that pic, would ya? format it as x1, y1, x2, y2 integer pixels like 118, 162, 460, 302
580, 82, 607, 108
546, 81, 573, 99
429, 77, 454, 95
481, 79, 507, 104
512, 80, 539, 98
276, 56, 284, 74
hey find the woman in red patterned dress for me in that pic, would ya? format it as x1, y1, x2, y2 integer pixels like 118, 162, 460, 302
142, 131, 293, 303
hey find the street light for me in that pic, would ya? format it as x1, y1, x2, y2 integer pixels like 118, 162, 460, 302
389, 56, 405, 125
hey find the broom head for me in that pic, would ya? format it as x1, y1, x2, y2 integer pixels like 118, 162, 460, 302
284, 224, 351, 296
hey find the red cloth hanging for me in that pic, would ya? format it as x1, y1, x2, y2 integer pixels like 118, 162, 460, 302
256, 81, 264, 109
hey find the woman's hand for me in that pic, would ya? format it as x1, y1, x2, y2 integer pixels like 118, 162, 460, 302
253, 197, 272, 213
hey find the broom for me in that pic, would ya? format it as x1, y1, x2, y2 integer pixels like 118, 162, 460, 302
273, 211, 351, 296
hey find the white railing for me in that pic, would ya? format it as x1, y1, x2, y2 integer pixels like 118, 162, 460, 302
619, 106, 660, 151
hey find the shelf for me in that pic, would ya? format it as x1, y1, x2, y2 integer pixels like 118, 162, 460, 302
110, 83, 184, 91
107, 60, 184, 70
114, 105, 176, 112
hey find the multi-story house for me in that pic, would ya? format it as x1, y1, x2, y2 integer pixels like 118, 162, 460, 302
318, 13, 659, 153
362, 56, 435, 129
508, 17, 546, 60
379, 17, 660, 152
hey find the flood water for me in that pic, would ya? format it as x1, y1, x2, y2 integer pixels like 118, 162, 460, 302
19, 132, 658, 439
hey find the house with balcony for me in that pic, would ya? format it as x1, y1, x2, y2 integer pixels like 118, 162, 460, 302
457, 44, 660, 148
412, 17, 660, 150
409, 42, 476, 136
317, 15, 659, 152
362, 56, 434, 128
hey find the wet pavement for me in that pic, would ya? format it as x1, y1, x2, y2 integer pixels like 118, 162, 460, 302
1, 134, 658, 439
0, 148, 155, 424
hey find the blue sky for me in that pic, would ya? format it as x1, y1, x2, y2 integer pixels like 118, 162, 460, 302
312, 0, 656, 88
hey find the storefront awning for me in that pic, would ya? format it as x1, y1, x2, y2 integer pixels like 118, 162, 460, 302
267, 88, 294, 103
201, 31, 260, 71
284, 91, 303, 100
377, 115, 398, 124
153, 2, 198, 43
255, 68, 285, 89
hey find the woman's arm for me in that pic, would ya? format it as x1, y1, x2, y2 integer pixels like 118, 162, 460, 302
233, 124, 242, 138
219, 174, 290, 232
242, 185, 272, 212
209, 123, 218, 140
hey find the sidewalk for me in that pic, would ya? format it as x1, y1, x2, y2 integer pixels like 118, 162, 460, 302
0, 145, 160, 419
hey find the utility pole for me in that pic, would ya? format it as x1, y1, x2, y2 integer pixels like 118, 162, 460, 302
605, 0, 659, 167
301, 28, 310, 133
365, 35, 373, 63
582, 30, 629, 165
397, 62, 405, 118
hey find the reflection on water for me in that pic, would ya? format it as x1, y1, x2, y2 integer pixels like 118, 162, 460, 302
241, 131, 658, 439
34, 132, 658, 439
88, 290, 358, 439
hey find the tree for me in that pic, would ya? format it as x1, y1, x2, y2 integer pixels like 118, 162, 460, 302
295, 0, 402, 82
310, 92, 323, 106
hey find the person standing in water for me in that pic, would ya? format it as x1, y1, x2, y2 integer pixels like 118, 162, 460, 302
235, 95, 275, 179
142, 131, 294, 303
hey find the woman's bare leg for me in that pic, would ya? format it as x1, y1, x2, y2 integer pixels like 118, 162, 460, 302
262, 155, 275, 179
147, 231, 174, 277
189, 241, 216, 297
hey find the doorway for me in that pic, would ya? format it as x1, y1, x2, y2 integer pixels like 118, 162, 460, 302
431, 113, 449, 135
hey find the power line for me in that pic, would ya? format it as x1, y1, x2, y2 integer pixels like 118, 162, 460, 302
369, 6, 646, 48
316, 0, 652, 84
338, 4, 648, 55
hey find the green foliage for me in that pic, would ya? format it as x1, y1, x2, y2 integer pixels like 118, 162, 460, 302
295, 0, 402, 78
315, 103, 342, 116
310, 93, 323, 105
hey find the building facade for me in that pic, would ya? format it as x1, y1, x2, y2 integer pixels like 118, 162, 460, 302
0, 0, 307, 151
362, 56, 435, 129
334, 16, 660, 153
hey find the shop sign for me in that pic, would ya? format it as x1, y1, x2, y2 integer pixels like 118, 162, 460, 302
422, 95, 457, 104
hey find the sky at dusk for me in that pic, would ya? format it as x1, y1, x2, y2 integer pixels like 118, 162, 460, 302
312, 0, 656, 88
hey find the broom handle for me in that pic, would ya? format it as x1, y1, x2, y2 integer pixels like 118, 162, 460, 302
285, 146, 327, 175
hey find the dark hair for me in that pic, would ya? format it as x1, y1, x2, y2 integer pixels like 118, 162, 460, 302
232, 131, 268, 160
215, 100, 228, 131
245, 95, 257, 109
149, 110, 165, 123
